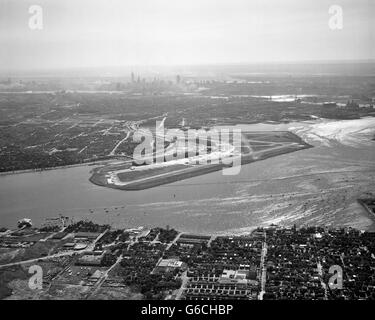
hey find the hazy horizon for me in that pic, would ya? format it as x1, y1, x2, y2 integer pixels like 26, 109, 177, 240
1, 0, 374, 73
2, 60, 375, 79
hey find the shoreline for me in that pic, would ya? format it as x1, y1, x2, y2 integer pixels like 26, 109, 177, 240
90, 131, 313, 191
0, 158, 128, 177
0, 163, 95, 177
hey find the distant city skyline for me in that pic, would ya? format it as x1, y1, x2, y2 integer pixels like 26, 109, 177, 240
0, 0, 374, 72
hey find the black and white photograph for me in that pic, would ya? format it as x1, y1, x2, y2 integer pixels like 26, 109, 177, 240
0, 0, 374, 308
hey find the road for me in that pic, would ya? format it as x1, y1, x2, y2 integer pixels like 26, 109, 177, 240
109, 131, 131, 156
86, 254, 123, 300
86, 228, 147, 298
166, 232, 183, 251
258, 233, 267, 300
0, 250, 76, 269
40, 226, 68, 242
175, 271, 188, 300
207, 235, 216, 247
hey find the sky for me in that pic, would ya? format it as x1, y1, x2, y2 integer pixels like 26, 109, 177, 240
0, 0, 374, 71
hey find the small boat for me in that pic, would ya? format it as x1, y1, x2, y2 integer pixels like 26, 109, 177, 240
17, 218, 33, 228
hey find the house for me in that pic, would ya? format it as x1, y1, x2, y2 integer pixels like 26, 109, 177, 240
154, 258, 187, 274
